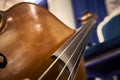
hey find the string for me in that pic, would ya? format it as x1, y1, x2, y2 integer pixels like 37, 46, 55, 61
56, 42, 83, 80
38, 27, 82, 80
56, 19, 95, 80
67, 24, 94, 80
67, 43, 86, 80
56, 28, 87, 80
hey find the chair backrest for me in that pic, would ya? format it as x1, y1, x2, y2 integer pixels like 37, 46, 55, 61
102, 14, 120, 41
97, 6, 120, 42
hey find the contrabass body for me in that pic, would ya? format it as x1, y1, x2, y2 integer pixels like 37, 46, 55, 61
0, 2, 87, 80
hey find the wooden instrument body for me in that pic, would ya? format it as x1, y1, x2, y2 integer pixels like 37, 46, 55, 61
0, 3, 86, 80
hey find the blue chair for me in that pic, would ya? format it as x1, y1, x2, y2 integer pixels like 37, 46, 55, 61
84, 7, 120, 79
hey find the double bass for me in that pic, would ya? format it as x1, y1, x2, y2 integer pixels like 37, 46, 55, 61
0, 2, 96, 80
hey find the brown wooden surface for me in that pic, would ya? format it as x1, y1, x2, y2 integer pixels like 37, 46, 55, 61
0, 2, 87, 80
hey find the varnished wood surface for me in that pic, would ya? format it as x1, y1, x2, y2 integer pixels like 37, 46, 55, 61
0, 2, 87, 80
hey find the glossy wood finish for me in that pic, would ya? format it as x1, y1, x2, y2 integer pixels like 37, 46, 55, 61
0, 3, 87, 80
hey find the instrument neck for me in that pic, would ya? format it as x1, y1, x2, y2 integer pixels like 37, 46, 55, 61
38, 17, 97, 80
51, 18, 97, 79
